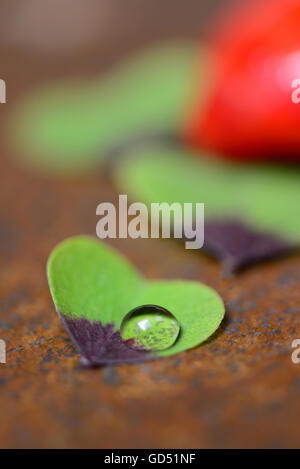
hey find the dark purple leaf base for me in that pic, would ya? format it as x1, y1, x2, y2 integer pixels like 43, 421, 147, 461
204, 219, 296, 271
59, 313, 152, 367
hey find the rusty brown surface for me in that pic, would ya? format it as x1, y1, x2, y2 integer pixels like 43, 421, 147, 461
0, 0, 299, 449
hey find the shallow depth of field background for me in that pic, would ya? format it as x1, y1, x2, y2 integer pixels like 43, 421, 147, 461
0, 0, 299, 449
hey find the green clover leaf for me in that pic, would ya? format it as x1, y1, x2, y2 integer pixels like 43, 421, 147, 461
10, 43, 200, 174
115, 147, 300, 242
47, 236, 225, 365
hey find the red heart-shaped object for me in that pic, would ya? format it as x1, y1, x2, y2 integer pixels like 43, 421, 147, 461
185, 0, 300, 162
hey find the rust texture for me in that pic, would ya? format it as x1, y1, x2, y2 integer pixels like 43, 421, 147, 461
0, 0, 299, 449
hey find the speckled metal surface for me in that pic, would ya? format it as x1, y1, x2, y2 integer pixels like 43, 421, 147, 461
0, 0, 299, 449
1, 144, 299, 448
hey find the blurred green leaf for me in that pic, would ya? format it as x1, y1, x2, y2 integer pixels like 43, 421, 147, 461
11, 43, 199, 174
115, 147, 300, 241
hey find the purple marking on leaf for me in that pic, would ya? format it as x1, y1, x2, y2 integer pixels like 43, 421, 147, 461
203, 219, 297, 271
59, 313, 152, 367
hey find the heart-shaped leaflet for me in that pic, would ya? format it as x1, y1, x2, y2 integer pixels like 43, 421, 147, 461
47, 236, 225, 366
115, 147, 299, 270
10, 42, 199, 174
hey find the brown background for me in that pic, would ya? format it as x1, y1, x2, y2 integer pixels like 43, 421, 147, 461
0, 0, 299, 448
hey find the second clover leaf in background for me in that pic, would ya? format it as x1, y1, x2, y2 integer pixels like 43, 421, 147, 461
10, 42, 200, 174
47, 236, 225, 366
115, 147, 299, 270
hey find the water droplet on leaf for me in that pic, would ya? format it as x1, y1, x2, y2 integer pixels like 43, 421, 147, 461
121, 305, 180, 351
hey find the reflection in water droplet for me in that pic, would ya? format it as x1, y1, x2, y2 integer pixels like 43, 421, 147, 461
121, 305, 180, 351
